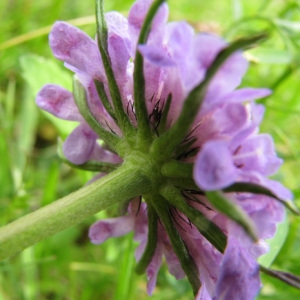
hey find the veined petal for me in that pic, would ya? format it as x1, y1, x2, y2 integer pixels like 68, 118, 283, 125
220, 88, 271, 104
36, 84, 82, 121
128, 0, 169, 32
89, 215, 135, 244
165, 21, 197, 91
194, 140, 238, 190
49, 21, 104, 79
195, 284, 211, 300
248, 103, 265, 126
164, 247, 185, 280
146, 243, 163, 295
183, 231, 222, 298
106, 11, 130, 41
63, 123, 97, 164
90, 143, 122, 164
160, 224, 185, 280
212, 102, 248, 135
138, 44, 176, 67
233, 134, 283, 176
76, 75, 121, 134
108, 34, 131, 85
128, 0, 169, 53
261, 177, 293, 200
194, 34, 249, 111
215, 234, 260, 300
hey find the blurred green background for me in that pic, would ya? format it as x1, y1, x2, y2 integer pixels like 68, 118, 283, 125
0, 0, 300, 299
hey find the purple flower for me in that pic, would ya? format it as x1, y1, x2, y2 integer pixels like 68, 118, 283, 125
36, 0, 292, 299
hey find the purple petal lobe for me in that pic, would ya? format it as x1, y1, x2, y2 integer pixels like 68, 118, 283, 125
195, 284, 211, 300
108, 34, 131, 84
106, 11, 129, 39
63, 123, 97, 164
194, 140, 237, 190
146, 244, 163, 295
194, 34, 249, 110
138, 44, 176, 67
249, 103, 265, 125
36, 84, 82, 121
212, 102, 248, 134
262, 177, 293, 200
129, 0, 168, 32
221, 88, 272, 103
165, 21, 196, 90
216, 237, 260, 300
128, 0, 168, 52
90, 144, 122, 164
50, 21, 103, 79
164, 245, 185, 280
76, 75, 120, 134
233, 134, 282, 176
89, 216, 134, 244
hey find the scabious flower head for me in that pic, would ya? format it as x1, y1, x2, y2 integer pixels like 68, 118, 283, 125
36, 0, 293, 299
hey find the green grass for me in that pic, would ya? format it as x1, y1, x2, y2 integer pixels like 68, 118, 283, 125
0, 0, 300, 299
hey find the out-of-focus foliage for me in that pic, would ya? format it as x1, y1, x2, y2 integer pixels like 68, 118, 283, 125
0, 0, 299, 299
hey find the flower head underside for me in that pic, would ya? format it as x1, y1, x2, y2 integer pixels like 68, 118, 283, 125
36, 0, 294, 299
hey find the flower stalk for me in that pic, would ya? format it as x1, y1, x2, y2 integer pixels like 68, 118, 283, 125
0, 162, 151, 260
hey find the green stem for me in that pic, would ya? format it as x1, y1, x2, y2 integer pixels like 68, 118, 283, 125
0, 163, 151, 261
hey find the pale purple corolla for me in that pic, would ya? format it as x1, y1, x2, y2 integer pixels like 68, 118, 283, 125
36, 0, 292, 299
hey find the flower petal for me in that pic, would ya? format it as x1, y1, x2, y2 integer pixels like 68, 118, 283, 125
63, 123, 97, 164
76, 75, 121, 134
90, 143, 122, 164
212, 102, 248, 135
233, 134, 283, 176
129, 0, 168, 32
221, 88, 271, 103
195, 284, 211, 300
36, 84, 82, 121
146, 244, 163, 295
194, 34, 248, 111
215, 234, 260, 300
108, 34, 131, 85
194, 140, 238, 190
165, 21, 197, 91
138, 44, 176, 67
89, 215, 134, 244
106, 11, 130, 40
128, 0, 168, 53
49, 21, 103, 79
